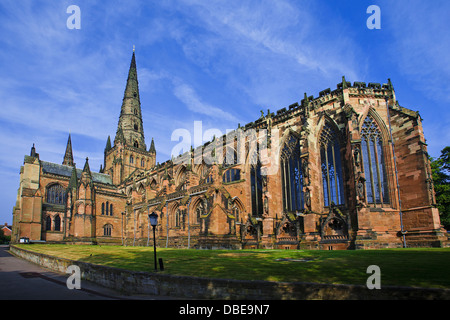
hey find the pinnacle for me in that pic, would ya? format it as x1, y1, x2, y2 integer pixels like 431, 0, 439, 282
63, 134, 74, 166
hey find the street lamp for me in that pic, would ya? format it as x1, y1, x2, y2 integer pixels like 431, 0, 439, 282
148, 212, 158, 271
121, 212, 126, 246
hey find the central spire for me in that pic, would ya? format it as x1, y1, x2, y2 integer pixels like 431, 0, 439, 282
115, 49, 146, 150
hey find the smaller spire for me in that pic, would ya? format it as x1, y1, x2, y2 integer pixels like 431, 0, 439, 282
63, 134, 74, 166
104, 135, 112, 153
149, 137, 156, 153
82, 157, 91, 176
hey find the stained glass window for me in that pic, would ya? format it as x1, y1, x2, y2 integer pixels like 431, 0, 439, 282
280, 135, 304, 212
320, 123, 345, 207
251, 160, 263, 216
47, 184, 66, 205
361, 115, 389, 204
223, 168, 241, 183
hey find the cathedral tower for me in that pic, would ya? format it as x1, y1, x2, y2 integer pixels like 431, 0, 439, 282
104, 49, 156, 185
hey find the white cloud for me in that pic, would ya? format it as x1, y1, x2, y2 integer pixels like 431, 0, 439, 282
160, 0, 363, 110
172, 79, 240, 123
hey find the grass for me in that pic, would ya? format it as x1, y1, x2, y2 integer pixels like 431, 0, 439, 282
13, 244, 450, 289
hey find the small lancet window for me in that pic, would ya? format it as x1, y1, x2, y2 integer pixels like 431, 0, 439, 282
54, 215, 61, 231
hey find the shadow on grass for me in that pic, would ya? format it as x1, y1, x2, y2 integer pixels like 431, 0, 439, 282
15, 245, 450, 289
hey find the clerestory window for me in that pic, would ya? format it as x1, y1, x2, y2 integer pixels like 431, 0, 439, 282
223, 168, 241, 183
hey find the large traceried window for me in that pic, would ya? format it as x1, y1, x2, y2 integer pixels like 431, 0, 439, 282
361, 115, 389, 204
47, 184, 66, 205
280, 134, 304, 212
250, 160, 263, 216
320, 122, 345, 207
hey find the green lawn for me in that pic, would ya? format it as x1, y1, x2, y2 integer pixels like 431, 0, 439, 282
13, 244, 450, 289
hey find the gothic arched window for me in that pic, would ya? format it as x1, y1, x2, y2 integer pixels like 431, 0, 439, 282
45, 216, 52, 231
223, 146, 238, 167
232, 206, 240, 222
205, 175, 213, 184
223, 168, 241, 183
196, 198, 209, 224
175, 209, 181, 227
320, 122, 345, 207
47, 184, 65, 205
54, 215, 61, 231
250, 160, 263, 216
361, 115, 389, 204
280, 134, 304, 212
103, 224, 112, 236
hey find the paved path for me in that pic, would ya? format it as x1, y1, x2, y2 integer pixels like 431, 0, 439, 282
0, 245, 176, 300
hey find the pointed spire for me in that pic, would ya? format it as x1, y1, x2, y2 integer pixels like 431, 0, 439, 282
149, 137, 156, 153
63, 134, 74, 166
105, 135, 112, 153
115, 49, 146, 150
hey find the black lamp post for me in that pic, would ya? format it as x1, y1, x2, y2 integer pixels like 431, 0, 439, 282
148, 212, 158, 271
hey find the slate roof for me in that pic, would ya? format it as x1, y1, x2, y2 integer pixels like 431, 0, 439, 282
41, 161, 113, 185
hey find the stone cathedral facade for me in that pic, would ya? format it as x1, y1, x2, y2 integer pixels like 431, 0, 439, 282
11, 51, 449, 249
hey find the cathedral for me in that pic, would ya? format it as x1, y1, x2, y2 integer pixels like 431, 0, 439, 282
11, 51, 449, 250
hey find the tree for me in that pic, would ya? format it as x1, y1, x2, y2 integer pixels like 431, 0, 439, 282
0, 228, 10, 244
430, 146, 450, 230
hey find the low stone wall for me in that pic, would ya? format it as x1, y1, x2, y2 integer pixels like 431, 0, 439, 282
9, 245, 450, 300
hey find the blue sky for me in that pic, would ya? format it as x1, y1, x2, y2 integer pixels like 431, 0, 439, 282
1, 0, 449, 225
